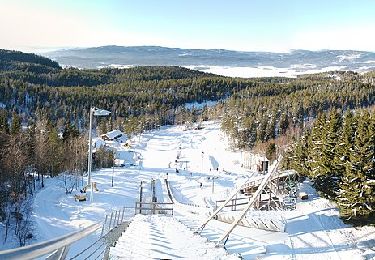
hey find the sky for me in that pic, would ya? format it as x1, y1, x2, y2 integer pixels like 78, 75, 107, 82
0, 0, 374, 53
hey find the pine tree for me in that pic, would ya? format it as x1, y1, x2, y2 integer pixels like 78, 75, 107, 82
10, 112, 21, 135
339, 111, 374, 223
290, 134, 310, 176
308, 113, 326, 181
265, 115, 276, 141
279, 112, 289, 135
257, 117, 267, 143
0, 109, 9, 134
62, 124, 79, 142
318, 110, 342, 198
47, 127, 63, 176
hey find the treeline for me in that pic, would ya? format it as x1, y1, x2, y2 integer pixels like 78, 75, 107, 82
284, 109, 374, 224
220, 72, 374, 150
0, 111, 89, 245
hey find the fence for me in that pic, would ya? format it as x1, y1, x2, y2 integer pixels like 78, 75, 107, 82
215, 197, 249, 211
135, 202, 174, 215
0, 223, 101, 260
0, 207, 133, 260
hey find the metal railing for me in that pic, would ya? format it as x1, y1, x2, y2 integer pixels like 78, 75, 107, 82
0, 206, 134, 260
0, 223, 101, 260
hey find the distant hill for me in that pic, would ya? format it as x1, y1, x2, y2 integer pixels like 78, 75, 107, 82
0, 49, 61, 73
0, 49, 210, 87
44, 46, 375, 76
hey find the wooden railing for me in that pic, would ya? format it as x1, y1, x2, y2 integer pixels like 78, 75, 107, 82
135, 201, 174, 215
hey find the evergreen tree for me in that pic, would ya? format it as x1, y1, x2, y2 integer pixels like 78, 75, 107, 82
289, 134, 310, 176
266, 142, 276, 162
318, 110, 342, 197
339, 111, 374, 222
10, 112, 21, 135
0, 109, 9, 133
307, 113, 326, 181
62, 124, 79, 142
265, 115, 276, 141
279, 112, 289, 135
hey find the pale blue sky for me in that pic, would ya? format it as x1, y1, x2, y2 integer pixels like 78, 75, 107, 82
0, 0, 374, 52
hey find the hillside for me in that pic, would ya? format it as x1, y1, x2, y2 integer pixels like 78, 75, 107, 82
45, 46, 375, 77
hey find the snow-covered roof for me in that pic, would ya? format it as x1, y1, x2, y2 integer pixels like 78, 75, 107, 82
102, 130, 126, 140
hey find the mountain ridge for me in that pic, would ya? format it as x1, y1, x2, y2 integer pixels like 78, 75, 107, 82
44, 46, 375, 76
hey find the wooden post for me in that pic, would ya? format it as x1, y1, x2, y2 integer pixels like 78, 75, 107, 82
139, 181, 143, 214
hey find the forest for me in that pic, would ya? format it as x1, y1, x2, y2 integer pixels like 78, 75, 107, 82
0, 49, 374, 245
284, 109, 374, 224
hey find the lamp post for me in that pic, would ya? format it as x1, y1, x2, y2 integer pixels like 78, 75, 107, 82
112, 150, 115, 187
87, 107, 111, 201
212, 175, 218, 193
201, 151, 204, 173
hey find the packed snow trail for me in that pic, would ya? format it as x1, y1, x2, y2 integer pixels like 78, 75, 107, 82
109, 215, 239, 259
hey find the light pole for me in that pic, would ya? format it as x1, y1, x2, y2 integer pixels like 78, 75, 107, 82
201, 151, 204, 173
87, 107, 111, 201
112, 150, 115, 187
212, 175, 218, 193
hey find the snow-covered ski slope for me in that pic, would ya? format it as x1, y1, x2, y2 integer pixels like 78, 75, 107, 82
30, 121, 375, 259
110, 215, 238, 259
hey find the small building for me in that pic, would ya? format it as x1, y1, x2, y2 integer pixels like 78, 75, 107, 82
101, 130, 127, 143
242, 152, 269, 173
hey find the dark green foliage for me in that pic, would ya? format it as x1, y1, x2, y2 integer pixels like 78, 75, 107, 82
0, 49, 61, 70
289, 109, 375, 225
62, 124, 79, 141
0, 109, 9, 133
286, 134, 311, 176
10, 111, 21, 135
337, 111, 375, 224
220, 75, 374, 150
316, 110, 342, 197
265, 143, 276, 162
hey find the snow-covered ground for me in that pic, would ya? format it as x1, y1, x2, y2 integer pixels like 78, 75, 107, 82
110, 214, 238, 259
185, 65, 353, 78
4, 121, 374, 259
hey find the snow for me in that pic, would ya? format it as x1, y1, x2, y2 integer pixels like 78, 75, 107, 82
184, 65, 348, 78
110, 215, 238, 259
337, 53, 361, 62
97, 64, 133, 69
101, 130, 127, 142
185, 100, 219, 110
2, 121, 374, 259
